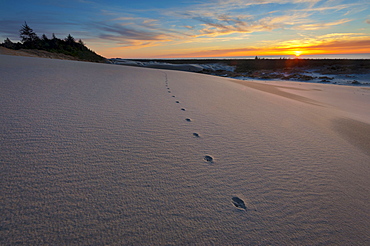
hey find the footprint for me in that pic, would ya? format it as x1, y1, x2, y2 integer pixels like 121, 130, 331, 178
168, 91, 171, 93
204, 155, 214, 163
176, 101, 180, 103
185, 118, 192, 122
193, 133, 200, 137
172, 95, 175, 97
181, 108, 186, 111
232, 197, 247, 210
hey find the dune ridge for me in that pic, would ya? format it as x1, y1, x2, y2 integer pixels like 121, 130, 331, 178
1, 54, 369, 245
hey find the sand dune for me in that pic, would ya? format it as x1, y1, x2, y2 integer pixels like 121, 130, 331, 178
1, 54, 369, 245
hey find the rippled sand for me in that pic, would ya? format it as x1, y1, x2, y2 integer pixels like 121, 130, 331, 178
1, 55, 369, 245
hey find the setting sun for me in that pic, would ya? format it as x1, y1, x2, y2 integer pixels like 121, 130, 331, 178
294, 51, 302, 57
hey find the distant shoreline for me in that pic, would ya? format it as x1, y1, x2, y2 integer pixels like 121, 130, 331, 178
109, 58, 370, 86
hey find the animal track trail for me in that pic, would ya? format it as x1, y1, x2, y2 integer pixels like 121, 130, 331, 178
163, 73, 253, 213
163, 72, 217, 166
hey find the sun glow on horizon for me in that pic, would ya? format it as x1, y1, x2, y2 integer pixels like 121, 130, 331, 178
294, 51, 303, 57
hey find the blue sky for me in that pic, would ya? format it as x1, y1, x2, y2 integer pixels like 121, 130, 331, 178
1, 0, 369, 58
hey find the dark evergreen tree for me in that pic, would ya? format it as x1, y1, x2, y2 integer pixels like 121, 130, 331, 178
3, 38, 15, 49
19, 22, 38, 43
65, 34, 75, 44
40, 34, 50, 49
41, 34, 49, 41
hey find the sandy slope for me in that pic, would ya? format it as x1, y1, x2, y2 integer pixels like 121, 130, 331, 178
0, 46, 79, 60
1, 54, 369, 245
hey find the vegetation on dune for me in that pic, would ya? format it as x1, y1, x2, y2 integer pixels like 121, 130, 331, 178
1, 22, 106, 62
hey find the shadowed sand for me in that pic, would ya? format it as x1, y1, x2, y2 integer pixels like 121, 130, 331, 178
232, 78, 370, 155
332, 118, 370, 156
230, 79, 322, 106
230, 79, 370, 156
1, 54, 370, 245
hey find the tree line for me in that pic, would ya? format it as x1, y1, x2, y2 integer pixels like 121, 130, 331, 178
1, 22, 105, 62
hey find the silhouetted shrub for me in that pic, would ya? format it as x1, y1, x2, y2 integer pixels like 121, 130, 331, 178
1, 23, 105, 62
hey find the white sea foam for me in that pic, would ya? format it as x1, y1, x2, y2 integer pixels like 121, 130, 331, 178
1, 55, 370, 245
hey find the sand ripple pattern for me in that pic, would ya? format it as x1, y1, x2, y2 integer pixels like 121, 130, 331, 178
1, 56, 369, 245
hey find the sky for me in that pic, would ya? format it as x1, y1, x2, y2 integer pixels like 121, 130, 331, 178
1, 0, 370, 58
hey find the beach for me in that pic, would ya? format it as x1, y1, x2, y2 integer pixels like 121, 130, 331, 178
109, 58, 370, 86
1, 54, 370, 245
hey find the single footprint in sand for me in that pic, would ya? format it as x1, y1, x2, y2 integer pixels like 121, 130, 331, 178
172, 95, 175, 97
193, 133, 200, 137
176, 101, 180, 103
185, 118, 192, 122
232, 197, 247, 210
204, 155, 214, 163
181, 108, 186, 111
